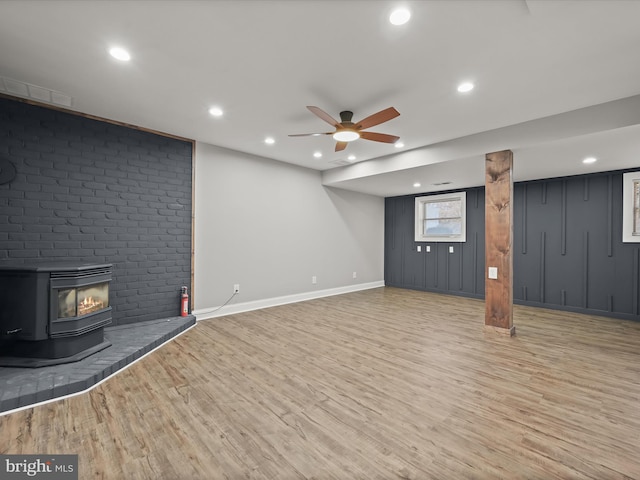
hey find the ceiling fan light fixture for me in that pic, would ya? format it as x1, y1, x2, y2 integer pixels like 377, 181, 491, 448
333, 130, 360, 142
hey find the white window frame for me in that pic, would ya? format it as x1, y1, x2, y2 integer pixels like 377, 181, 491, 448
414, 192, 466, 242
622, 171, 640, 243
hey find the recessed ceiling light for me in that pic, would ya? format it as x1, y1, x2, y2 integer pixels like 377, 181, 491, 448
313, 151, 322, 158
413, 182, 421, 188
457, 82, 474, 93
109, 47, 131, 62
389, 8, 411, 25
208, 106, 223, 117
583, 156, 597, 164
264, 137, 275, 145
395, 142, 404, 148
347, 155, 356, 161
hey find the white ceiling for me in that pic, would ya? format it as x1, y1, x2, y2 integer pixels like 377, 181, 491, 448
1, 0, 639, 197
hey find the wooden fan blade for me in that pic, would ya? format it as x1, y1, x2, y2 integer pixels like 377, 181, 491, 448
307, 106, 342, 128
288, 132, 333, 137
335, 141, 348, 152
359, 131, 400, 144
356, 107, 400, 130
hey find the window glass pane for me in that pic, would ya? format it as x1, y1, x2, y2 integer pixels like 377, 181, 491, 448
634, 180, 640, 235
424, 218, 462, 236
425, 200, 461, 219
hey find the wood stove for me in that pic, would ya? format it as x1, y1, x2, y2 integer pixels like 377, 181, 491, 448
0, 263, 112, 367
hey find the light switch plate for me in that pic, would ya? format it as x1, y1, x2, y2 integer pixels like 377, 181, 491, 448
488, 267, 498, 279
417, 245, 421, 252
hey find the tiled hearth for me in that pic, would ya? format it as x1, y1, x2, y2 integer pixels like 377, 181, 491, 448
0, 315, 196, 415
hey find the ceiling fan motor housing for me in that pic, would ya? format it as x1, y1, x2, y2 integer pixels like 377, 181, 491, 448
339, 111, 354, 126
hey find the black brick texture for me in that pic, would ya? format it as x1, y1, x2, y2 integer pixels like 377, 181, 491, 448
0, 97, 192, 325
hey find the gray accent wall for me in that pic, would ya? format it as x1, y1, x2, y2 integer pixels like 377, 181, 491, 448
0, 97, 193, 325
194, 143, 384, 312
385, 171, 640, 322
385, 188, 485, 299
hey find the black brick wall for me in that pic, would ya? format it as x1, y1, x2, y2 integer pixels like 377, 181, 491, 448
0, 97, 192, 325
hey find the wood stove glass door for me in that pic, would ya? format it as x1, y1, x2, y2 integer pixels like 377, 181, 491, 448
56, 282, 109, 319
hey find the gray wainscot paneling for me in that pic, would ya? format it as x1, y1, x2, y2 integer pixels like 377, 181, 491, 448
385, 172, 640, 322
385, 187, 485, 300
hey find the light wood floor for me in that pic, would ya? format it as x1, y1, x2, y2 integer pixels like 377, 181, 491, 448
1, 287, 640, 479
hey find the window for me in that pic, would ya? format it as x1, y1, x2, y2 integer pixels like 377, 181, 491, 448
634, 180, 640, 235
415, 192, 466, 242
623, 172, 640, 242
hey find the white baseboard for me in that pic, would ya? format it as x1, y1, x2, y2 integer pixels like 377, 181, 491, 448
193, 281, 384, 321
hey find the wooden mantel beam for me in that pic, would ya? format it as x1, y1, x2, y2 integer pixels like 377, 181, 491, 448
485, 150, 515, 336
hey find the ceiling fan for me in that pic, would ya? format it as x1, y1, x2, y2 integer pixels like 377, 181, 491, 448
289, 106, 400, 152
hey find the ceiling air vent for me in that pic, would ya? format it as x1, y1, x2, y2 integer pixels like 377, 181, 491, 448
329, 159, 351, 167
0, 76, 72, 107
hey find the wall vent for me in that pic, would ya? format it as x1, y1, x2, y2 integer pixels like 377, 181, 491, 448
0, 76, 72, 107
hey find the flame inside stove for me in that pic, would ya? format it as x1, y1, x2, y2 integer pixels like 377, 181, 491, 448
78, 295, 105, 315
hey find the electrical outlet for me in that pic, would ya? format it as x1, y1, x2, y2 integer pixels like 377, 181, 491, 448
312, 276, 317, 284
233, 284, 240, 293
352, 271, 357, 279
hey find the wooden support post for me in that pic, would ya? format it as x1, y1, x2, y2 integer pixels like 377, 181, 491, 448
485, 150, 515, 336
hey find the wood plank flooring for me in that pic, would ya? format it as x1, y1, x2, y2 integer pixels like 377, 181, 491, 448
1, 287, 639, 479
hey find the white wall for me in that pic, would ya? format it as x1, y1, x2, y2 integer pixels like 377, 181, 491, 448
193, 142, 385, 318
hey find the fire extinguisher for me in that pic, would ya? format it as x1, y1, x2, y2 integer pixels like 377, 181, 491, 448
180, 286, 189, 316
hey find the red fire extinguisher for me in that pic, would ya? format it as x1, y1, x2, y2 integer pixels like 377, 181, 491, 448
180, 286, 189, 316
